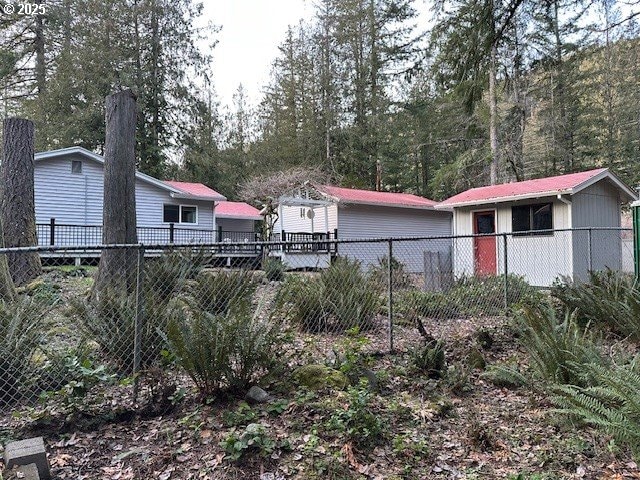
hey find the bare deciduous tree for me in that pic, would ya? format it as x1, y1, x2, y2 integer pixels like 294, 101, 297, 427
239, 166, 331, 238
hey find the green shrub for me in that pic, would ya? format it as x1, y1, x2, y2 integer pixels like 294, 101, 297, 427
277, 257, 382, 332
74, 290, 178, 373
397, 274, 541, 320
410, 340, 446, 378
144, 253, 193, 302
0, 296, 46, 405
551, 270, 640, 340
194, 270, 257, 315
165, 303, 285, 396
327, 381, 383, 449
553, 360, 640, 454
262, 257, 285, 282
371, 255, 413, 290
518, 305, 604, 386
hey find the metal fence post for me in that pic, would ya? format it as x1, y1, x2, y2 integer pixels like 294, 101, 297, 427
388, 239, 394, 353
503, 233, 508, 314
133, 245, 145, 402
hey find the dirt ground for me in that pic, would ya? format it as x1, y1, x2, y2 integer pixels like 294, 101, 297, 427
1, 270, 639, 479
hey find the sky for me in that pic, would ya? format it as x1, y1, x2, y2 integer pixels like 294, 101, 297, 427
202, 0, 316, 109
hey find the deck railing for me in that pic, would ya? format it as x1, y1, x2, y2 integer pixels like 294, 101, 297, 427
36, 220, 260, 249
36, 221, 339, 255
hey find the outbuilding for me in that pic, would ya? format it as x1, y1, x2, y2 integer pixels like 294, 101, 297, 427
435, 168, 637, 286
272, 184, 452, 271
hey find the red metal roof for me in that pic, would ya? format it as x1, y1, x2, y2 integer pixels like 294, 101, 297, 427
438, 168, 610, 207
316, 185, 437, 209
163, 181, 226, 200
216, 201, 262, 220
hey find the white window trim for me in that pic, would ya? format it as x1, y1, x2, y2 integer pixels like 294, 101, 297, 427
163, 204, 198, 225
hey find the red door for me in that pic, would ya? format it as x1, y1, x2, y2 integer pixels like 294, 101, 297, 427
473, 211, 496, 276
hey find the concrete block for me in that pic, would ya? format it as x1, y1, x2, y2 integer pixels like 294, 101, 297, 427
15, 463, 41, 480
4, 437, 50, 480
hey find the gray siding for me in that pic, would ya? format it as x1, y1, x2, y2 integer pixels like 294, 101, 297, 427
571, 180, 622, 280
34, 153, 215, 245
337, 205, 453, 273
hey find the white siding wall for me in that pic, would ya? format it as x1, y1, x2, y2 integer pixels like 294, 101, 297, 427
273, 204, 338, 234
34, 154, 215, 245
571, 180, 622, 279
217, 218, 256, 232
337, 205, 453, 273
452, 200, 573, 286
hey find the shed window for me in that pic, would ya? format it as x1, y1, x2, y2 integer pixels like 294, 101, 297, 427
163, 204, 197, 224
512, 203, 553, 234
71, 160, 82, 174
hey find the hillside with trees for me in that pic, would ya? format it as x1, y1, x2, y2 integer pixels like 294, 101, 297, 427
1, 0, 638, 200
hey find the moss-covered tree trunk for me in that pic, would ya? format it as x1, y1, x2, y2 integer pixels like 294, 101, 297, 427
94, 90, 139, 296
1, 118, 42, 286
0, 215, 17, 302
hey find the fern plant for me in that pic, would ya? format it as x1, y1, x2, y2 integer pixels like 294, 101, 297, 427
553, 360, 640, 453
551, 270, 640, 340
194, 270, 257, 315
518, 304, 604, 386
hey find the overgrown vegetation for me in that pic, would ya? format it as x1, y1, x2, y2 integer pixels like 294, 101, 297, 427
165, 303, 285, 397
74, 290, 179, 373
517, 305, 604, 386
553, 361, 640, 454
262, 257, 285, 282
194, 270, 257, 315
398, 274, 541, 319
0, 297, 46, 405
276, 257, 383, 332
551, 270, 640, 340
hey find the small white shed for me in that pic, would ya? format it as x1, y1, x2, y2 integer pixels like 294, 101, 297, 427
435, 168, 637, 286
272, 184, 453, 271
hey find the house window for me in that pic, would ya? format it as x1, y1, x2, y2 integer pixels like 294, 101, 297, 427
71, 160, 82, 174
181, 206, 197, 224
163, 204, 197, 224
512, 203, 553, 234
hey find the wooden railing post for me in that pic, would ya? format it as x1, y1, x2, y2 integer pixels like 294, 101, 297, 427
49, 218, 55, 246
169, 222, 175, 244
217, 225, 223, 243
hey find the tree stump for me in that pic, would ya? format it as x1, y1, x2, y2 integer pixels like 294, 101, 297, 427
94, 89, 139, 296
1, 117, 42, 287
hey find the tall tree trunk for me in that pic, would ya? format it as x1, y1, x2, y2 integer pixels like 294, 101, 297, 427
94, 90, 138, 296
1, 118, 42, 286
489, 42, 499, 185
0, 216, 17, 302
34, 13, 46, 95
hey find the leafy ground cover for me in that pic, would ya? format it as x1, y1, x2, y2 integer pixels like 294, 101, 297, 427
1, 269, 640, 479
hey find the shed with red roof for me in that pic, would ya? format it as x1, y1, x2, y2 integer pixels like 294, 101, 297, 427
435, 168, 637, 286
271, 184, 452, 271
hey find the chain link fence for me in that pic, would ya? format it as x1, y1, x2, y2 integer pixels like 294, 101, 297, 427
0, 227, 633, 412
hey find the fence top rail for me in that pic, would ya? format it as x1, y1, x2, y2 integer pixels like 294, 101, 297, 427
3, 225, 633, 254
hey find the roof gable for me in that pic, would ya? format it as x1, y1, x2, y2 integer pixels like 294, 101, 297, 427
437, 168, 637, 208
35, 146, 226, 202
216, 201, 262, 220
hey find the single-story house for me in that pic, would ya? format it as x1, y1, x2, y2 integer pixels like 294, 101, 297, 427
33, 146, 258, 247
215, 201, 262, 242
272, 184, 453, 271
435, 168, 637, 286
